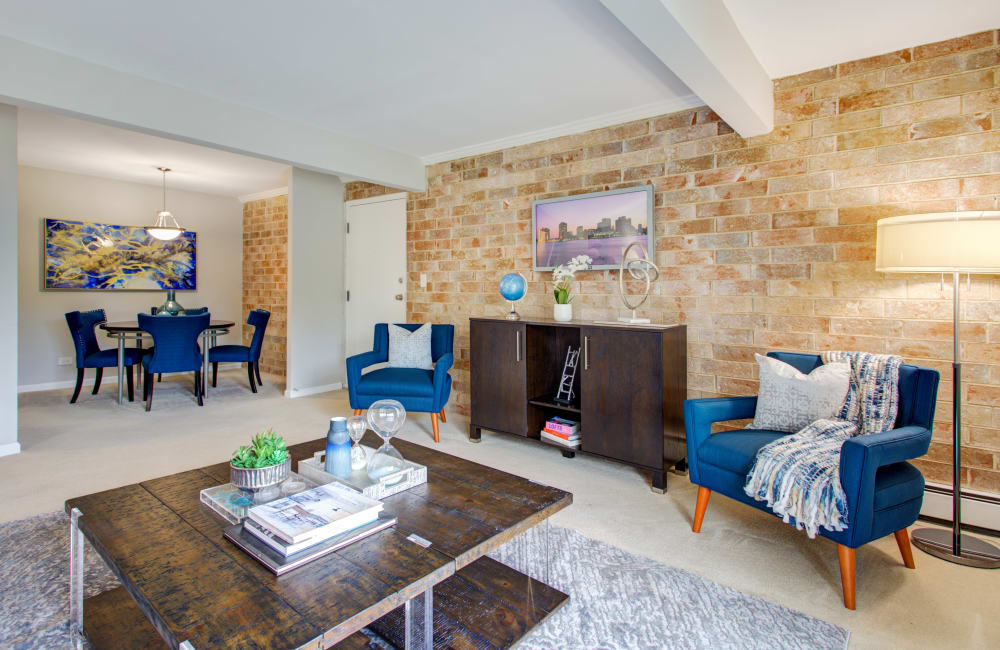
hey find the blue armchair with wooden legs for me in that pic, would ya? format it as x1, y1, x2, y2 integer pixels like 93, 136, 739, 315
346, 323, 454, 443
208, 309, 270, 392
684, 352, 940, 609
65, 309, 143, 403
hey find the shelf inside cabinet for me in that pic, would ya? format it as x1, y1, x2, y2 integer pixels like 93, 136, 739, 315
527, 396, 581, 414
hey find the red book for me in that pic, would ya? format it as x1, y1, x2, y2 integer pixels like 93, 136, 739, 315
543, 428, 580, 440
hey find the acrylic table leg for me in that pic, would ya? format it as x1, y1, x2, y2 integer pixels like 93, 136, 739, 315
116, 335, 125, 405
544, 518, 551, 585
404, 586, 433, 650
69, 507, 84, 648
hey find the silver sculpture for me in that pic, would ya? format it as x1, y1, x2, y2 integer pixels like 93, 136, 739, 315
554, 346, 580, 405
616, 242, 659, 324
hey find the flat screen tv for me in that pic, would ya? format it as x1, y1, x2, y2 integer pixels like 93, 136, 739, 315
532, 185, 654, 271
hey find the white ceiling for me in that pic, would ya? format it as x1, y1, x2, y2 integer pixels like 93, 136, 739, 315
724, 0, 1000, 79
0, 0, 693, 161
16, 109, 289, 197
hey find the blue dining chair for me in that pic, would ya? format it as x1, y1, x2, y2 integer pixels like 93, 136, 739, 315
208, 309, 269, 392
138, 312, 210, 411
65, 309, 143, 403
148, 307, 208, 383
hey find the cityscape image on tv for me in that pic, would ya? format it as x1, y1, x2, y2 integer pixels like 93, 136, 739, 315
535, 189, 650, 268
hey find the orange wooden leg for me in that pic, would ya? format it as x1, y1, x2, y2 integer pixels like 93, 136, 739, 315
439, 409, 447, 423
894, 528, 916, 569
353, 409, 362, 416
837, 544, 856, 610
430, 413, 440, 443
692, 486, 711, 533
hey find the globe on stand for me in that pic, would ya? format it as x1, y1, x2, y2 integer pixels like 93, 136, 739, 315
366, 399, 408, 483
498, 272, 527, 320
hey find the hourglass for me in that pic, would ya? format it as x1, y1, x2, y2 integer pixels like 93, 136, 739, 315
366, 399, 407, 482
346, 415, 368, 471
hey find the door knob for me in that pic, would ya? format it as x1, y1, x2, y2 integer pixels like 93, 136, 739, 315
395, 294, 404, 301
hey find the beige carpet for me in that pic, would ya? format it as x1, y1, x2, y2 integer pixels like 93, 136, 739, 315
3, 370, 999, 649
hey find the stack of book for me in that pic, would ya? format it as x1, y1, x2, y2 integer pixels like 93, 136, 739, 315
225, 482, 395, 575
541, 416, 581, 448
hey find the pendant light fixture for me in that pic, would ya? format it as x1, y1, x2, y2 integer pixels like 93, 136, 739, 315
146, 167, 184, 241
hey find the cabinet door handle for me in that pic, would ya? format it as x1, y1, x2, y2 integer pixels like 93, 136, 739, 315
583, 335, 589, 370
516, 330, 521, 362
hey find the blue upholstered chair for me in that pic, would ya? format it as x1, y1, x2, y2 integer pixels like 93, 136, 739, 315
684, 352, 940, 609
65, 309, 144, 403
138, 312, 210, 411
208, 309, 269, 392
346, 323, 454, 443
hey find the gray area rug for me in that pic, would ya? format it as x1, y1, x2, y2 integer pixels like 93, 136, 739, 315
0, 512, 849, 649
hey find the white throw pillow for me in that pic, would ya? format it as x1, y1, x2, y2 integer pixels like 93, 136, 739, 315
751, 354, 851, 433
388, 324, 434, 370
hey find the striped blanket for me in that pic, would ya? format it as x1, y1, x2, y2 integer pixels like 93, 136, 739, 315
744, 351, 903, 538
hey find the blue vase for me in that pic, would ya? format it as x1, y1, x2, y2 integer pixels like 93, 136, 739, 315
325, 417, 352, 479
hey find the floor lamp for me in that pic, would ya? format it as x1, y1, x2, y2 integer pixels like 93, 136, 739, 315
875, 211, 1000, 568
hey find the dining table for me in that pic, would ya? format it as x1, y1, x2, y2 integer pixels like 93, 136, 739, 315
99, 319, 237, 405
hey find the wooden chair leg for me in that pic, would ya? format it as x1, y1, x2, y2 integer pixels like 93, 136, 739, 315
837, 544, 856, 610
255, 362, 263, 386
70, 368, 84, 404
145, 372, 154, 412
158, 373, 162, 382
439, 409, 447, 423
211, 361, 218, 387
353, 409, 362, 416
195, 371, 204, 406
247, 363, 257, 393
894, 528, 916, 569
92, 367, 103, 395
692, 486, 711, 533
430, 413, 440, 443
126, 365, 135, 402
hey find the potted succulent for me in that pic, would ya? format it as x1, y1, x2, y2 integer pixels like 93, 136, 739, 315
230, 429, 291, 491
551, 255, 593, 322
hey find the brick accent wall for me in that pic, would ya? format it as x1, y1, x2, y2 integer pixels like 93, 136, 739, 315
242, 194, 288, 377
347, 29, 1000, 494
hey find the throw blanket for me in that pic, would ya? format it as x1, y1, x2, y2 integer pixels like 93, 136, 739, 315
744, 351, 903, 538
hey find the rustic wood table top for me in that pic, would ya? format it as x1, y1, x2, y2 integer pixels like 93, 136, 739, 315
66, 432, 573, 649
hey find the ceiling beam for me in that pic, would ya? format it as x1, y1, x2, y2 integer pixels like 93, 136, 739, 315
0, 35, 426, 191
599, 0, 773, 137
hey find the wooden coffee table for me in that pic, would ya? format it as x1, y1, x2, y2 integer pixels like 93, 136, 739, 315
65, 433, 572, 649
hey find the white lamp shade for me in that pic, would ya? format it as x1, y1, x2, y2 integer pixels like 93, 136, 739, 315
875, 211, 1000, 273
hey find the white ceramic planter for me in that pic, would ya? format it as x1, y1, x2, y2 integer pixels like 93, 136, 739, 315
553, 303, 573, 322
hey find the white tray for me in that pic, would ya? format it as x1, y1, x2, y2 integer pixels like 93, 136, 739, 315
298, 445, 427, 500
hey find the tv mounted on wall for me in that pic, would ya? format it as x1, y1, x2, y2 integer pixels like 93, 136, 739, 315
532, 185, 654, 271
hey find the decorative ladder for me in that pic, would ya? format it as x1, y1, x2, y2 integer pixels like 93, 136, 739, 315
554, 346, 580, 405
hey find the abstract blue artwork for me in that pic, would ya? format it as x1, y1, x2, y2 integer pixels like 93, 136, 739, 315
43, 218, 197, 290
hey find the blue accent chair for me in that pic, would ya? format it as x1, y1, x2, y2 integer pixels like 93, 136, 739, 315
208, 309, 270, 392
138, 312, 210, 411
346, 323, 454, 442
65, 309, 144, 403
684, 352, 940, 609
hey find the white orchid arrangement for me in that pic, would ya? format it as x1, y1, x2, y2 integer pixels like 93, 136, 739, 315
551, 255, 593, 304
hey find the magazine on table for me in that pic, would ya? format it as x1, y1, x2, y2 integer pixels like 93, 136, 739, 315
247, 482, 383, 545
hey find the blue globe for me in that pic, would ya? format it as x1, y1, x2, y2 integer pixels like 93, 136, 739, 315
498, 273, 526, 302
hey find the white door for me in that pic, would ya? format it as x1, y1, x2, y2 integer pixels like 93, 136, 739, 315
345, 194, 407, 356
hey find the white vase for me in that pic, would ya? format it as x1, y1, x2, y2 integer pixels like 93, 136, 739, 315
553, 303, 573, 322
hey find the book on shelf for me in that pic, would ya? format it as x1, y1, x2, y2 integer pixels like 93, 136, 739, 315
545, 416, 579, 436
247, 482, 383, 546
542, 427, 580, 441
541, 430, 581, 448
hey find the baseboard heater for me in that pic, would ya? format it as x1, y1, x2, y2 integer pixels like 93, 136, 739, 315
919, 483, 1000, 537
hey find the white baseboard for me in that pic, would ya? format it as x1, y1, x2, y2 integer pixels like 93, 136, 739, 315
0, 442, 20, 457
18, 363, 244, 393
286, 382, 344, 398
921, 483, 1000, 531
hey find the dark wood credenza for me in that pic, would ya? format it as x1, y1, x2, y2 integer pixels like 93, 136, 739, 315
469, 317, 687, 491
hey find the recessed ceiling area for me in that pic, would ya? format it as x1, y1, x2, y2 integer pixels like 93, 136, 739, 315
17, 109, 289, 197
724, 0, 1000, 79
0, 0, 694, 160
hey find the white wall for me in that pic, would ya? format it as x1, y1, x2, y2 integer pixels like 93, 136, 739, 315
287, 167, 345, 396
0, 105, 18, 455
17, 166, 243, 389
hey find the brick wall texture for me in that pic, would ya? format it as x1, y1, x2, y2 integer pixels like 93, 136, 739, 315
242, 195, 288, 377
344, 29, 1000, 495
